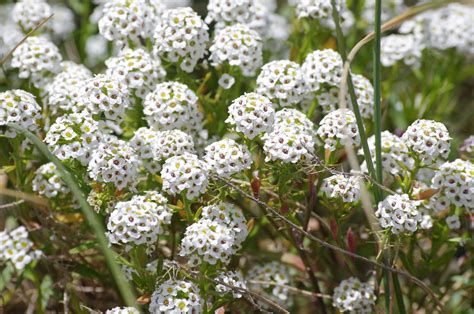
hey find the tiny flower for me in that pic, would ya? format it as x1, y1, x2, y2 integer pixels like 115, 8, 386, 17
317, 108, 360, 151
149, 279, 203, 313
445, 215, 461, 230
321, 174, 362, 204
0, 89, 41, 138
105, 307, 139, 314
215, 271, 247, 298
204, 139, 252, 178
247, 262, 292, 307
218, 74, 235, 89
375, 194, 422, 234
333, 277, 376, 313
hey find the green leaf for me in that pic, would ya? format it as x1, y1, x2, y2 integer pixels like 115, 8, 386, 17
0, 263, 14, 292
69, 240, 97, 254
39, 275, 54, 311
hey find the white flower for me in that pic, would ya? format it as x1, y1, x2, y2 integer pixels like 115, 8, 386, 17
317, 108, 360, 151
204, 139, 252, 178
375, 194, 422, 234
105, 307, 139, 314
263, 126, 315, 163
218, 74, 235, 89
256, 60, 307, 107
161, 153, 209, 200
12, 0, 52, 33
333, 277, 376, 313
226, 92, 275, 140
247, 262, 292, 307
129, 127, 161, 174
321, 174, 362, 204
153, 7, 209, 73
149, 279, 203, 314
32, 163, 70, 200
0, 226, 42, 271
296, 0, 340, 20
50, 5, 76, 38
445, 215, 461, 230
209, 24, 263, 77
0, 89, 41, 138
153, 129, 196, 162
273, 108, 315, 134
206, 0, 257, 29
215, 271, 247, 298
362, 0, 405, 29
381, 34, 422, 67
302, 49, 343, 93
401, 119, 451, 166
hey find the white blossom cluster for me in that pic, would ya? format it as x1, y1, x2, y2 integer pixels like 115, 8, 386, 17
149, 279, 203, 313
105, 307, 139, 314
321, 174, 361, 204
296, 0, 340, 20
50, 5, 76, 39
263, 109, 316, 163
43, 62, 93, 115
333, 277, 376, 313
153, 129, 196, 161
375, 194, 423, 234
11, 36, 62, 88
429, 159, 474, 212
98, 0, 160, 48
161, 153, 209, 200
0, 226, 42, 270
460, 135, 474, 156
362, 0, 405, 28
226, 93, 275, 140
106, 192, 172, 252
45, 111, 103, 166
12, 0, 52, 33
153, 7, 209, 73
0, 89, 41, 138
214, 270, 247, 298
247, 262, 292, 307
302, 49, 343, 93
129, 127, 162, 174
381, 34, 422, 67
360, 131, 415, 177
32, 163, 69, 200
88, 139, 139, 190
401, 119, 451, 166
105, 48, 166, 98
143, 82, 204, 134
209, 24, 263, 77
205, 0, 256, 28
204, 138, 252, 178
256, 60, 307, 107
317, 108, 360, 151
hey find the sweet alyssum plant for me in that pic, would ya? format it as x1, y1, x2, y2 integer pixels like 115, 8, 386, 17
0, 0, 473, 313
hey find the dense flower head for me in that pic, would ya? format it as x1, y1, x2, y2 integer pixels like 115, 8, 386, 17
375, 194, 422, 234
0, 226, 42, 270
143, 82, 204, 134
401, 119, 451, 166
247, 262, 292, 307
161, 153, 209, 200
430, 159, 474, 211
0, 89, 41, 138
321, 174, 361, 204
153, 129, 196, 162
129, 127, 161, 174
105, 48, 166, 98
302, 49, 343, 93
296, 0, 340, 20
256, 60, 307, 107
50, 5, 76, 38
460, 135, 474, 155
12, 0, 52, 33
226, 92, 275, 139
215, 270, 247, 298
45, 111, 103, 166
149, 279, 203, 313
205, 0, 256, 28
333, 277, 376, 313
32, 163, 69, 199
106, 192, 172, 252
381, 34, 422, 67
88, 139, 139, 190
317, 108, 360, 151
153, 7, 209, 73
360, 131, 415, 177
362, 0, 405, 28
263, 126, 315, 163
80, 74, 131, 127
98, 0, 159, 48
105, 307, 139, 314
204, 139, 252, 178
43, 62, 93, 115
11, 36, 62, 88
273, 108, 315, 134
201, 202, 248, 246
179, 218, 236, 266
209, 24, 263, 77
316, 87, 339, 114
351, 74, 374, 119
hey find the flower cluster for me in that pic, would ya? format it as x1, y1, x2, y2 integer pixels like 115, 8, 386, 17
161, 153, 209, 200
375, 194, 423, 234
11, 36, 62, 88
32, 163, 70, 200
153, 7, 209, 73
226, 92, 275, 139
105, 48, 166, 98
204, 138, 252, 178
381, 34, 421, 67
317, 108, 360, 151
333, 277, 376, 313
153, 129, 196, 161
12, 0, 52, 33
129, 127, 161, 174
351, 74, 374, 119
321, 174, 361, 204
215, 270, 247, 298
205, 0, 256, 28
0, 89, 41, 138
0, 227, 42, 270
88, 139, 139, 190
302, 49, 343, 93
247, 262, 292, 307
149, 279, 203, 313
105, 307, 139, 314
401, 119, 451, 166
296, 0, 339, 20
143, 82, 204, 134
106, 192, 172, 252
45, 111, 103, 166
209, 24, 263, 77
